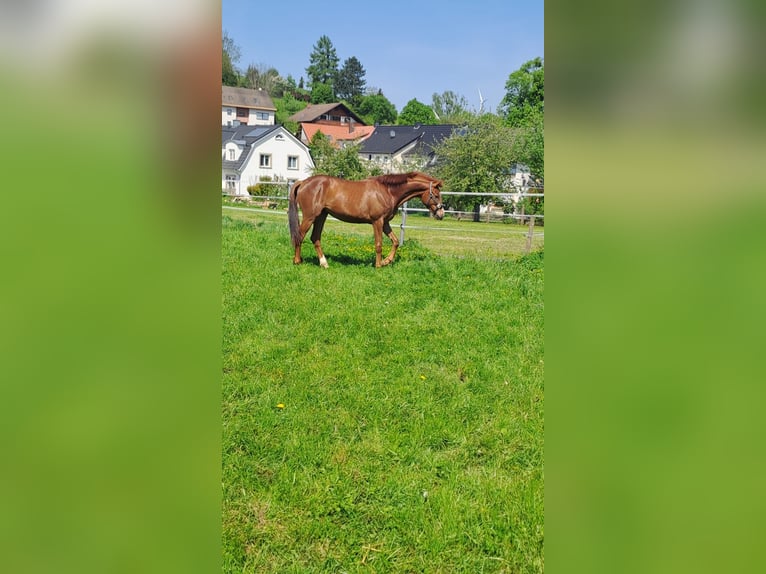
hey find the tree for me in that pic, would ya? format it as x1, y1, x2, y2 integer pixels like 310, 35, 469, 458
222, 30, 241, 86
306, 35, 339, 93
397, 99, 437, 125
499, 57, 544, 126
432, 115, 521, 212
516, 106, 544, 178
335, 57, 367, 106
308, 132, 381, 180
356, 93, 398, 125
274, 93, 306, 133
310, 83, 334, 104
242, 63, 280, 94
431, 91, 473, 123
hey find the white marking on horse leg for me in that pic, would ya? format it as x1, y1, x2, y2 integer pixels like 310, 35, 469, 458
319, 256, 328, 268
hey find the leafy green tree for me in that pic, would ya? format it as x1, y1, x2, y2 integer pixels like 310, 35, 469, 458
309, 132, 381, 179
222, 31, 241, 86
397, 99, 438, 125
431, 91, 473, 123
433, 115, 521, 212
335, 57, 367, 106
356, 92, 398, 125
310, 83, 334, 104
499, 57, 544, 126
306, 35, 339, 92
516, 106, 544, 178
274, 93, 306, 133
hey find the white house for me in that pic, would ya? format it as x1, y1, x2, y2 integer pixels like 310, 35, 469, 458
222, 124, 314, 196
222, 86, 276, 126
358, 124, 456, 172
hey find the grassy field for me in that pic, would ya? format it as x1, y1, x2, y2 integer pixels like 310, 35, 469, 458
222, 211, 544, 573
222, 201, 544, 260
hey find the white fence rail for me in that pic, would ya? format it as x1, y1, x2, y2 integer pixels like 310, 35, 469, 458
398, 190, 543, 253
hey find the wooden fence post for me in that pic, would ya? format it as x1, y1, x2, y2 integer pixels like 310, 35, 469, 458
525, 215, 535, 253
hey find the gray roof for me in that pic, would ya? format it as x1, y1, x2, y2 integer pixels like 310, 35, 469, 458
222, 86, 276, 111
222, 124, 281, 171
359, 124, 456, 158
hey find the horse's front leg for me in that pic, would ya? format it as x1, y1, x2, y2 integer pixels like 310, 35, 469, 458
372, 220, 384, 267
381, 220, 399, 266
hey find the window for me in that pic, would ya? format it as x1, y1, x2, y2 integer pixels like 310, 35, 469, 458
287, 156, 298, 170
228, 148, 235, 160
259, 154, 271, 168
225, 174, 236, 189
256, 112, 270, 121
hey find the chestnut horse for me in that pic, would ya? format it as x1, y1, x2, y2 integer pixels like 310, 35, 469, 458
288, 172, 445, 268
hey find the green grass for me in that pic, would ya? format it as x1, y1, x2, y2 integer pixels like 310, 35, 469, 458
222, 204, 544, 260
222, 213, 544, 573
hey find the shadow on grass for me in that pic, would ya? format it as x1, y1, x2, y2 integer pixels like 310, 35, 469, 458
301, 253, 376, 268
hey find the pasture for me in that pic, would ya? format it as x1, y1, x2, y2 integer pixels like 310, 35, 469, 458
222, 211, 544, 572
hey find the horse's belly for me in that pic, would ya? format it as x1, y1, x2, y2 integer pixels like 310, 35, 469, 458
327, 210, 373, 224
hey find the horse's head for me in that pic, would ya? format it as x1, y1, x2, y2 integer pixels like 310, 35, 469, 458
418, 176, 445, 220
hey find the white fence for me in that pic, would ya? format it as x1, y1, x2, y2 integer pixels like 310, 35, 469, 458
222, 182, 544, 253
398, 190, 544, 252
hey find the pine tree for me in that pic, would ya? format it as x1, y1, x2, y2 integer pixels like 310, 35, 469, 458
335, 57, 366, 105
305, 35, 339, 93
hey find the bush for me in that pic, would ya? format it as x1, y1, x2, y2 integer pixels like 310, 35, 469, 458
246, 176, 288, 198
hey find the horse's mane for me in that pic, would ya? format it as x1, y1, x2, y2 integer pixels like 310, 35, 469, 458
373, 172, 430, 187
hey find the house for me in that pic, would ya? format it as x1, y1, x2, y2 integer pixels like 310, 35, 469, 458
288, 102, 372, 147
288, 102, 366, 127
222, 124, 314, 196
298, 122, 376, 148
507, 163, 544, 191
358, 124, 456, 171
222, 86, 276, 126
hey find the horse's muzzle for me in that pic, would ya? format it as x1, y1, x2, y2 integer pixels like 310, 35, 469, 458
434, 206, 445, 220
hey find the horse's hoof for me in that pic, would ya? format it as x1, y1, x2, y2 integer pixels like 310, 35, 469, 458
319, 256, 329, 269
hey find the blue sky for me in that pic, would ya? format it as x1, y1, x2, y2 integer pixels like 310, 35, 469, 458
222, 0, 543, 114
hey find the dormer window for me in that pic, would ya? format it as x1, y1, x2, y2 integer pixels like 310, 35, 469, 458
228, 148, 235, 160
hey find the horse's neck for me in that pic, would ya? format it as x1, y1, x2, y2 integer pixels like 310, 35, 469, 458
390, 181, 428, 206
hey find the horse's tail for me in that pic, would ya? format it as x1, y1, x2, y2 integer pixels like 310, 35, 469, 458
288, 179, 303, 248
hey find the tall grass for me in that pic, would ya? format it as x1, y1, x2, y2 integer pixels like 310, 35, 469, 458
222, 214, 544, 573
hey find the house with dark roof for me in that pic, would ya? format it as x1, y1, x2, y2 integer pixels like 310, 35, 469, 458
358, 124, 456, 171
222, 86, 276, 126
222, 124, 313, 195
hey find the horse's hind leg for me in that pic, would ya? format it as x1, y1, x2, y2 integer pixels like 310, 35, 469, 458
294, 215, 315, 265
311, 212, 329, 268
